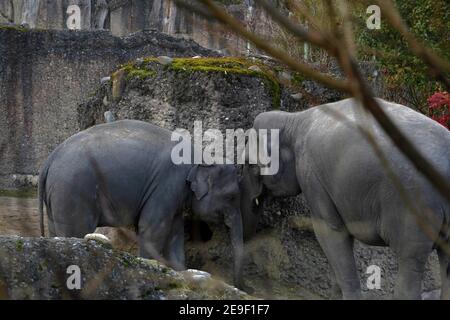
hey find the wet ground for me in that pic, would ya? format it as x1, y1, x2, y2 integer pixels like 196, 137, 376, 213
0, 196, 43, 236
0, 195, 306, 299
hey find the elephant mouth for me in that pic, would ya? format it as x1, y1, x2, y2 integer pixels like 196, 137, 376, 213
251, 193, 265, 215
187, 219, 213, 242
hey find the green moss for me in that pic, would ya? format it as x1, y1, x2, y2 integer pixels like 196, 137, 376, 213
0, 25, 28, 32
292, 72, 306, 86
16, 239, 24, 251
0, 187, 37, 198
170, 58, 281, 109
122, 63, 157, 81
167, 281, 183, 289
120, 57, 282, 109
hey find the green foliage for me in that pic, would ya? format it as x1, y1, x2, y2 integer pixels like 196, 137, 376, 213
356, 0, 450, 108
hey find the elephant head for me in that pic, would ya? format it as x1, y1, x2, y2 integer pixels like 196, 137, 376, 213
186, 164, 247, 290
240, 112, 302, 240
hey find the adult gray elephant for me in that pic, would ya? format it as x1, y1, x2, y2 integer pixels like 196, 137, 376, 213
241, 98, 450, 299
38, 119, 247, 290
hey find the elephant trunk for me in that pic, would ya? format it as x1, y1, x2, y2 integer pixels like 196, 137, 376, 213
240, 183, 261, 241
226, 208, 245, 290
239, 164, 264, 241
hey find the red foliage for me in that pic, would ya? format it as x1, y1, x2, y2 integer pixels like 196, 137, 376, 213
427, 92, 450, 129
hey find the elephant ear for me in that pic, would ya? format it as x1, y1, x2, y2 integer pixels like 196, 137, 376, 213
187, 165, 210, 200
243, 164, 263, 200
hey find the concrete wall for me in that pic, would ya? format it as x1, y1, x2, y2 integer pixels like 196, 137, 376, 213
0, 27, 216, 188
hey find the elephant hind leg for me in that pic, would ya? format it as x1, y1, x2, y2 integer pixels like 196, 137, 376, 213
312, 218, 362, 299
163, 214, 186, 271
47, 217, 56, 237
50, 194, 99, 237
437, 242, 450, 300
301, 170, 361, 299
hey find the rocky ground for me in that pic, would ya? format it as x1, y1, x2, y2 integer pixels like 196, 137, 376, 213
0, 195, 442, 300
0, 234, 251, 300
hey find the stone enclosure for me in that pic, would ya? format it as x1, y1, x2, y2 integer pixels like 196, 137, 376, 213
78, 55, 440, 299
0, 26, 215, 189
0, 25, 442, 299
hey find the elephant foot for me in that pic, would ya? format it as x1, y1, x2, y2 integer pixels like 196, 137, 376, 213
236, 282, 255, 294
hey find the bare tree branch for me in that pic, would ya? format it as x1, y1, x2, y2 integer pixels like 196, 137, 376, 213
257, 0, 333, 51
174, 0, 351, 93
192, 0, 450, 207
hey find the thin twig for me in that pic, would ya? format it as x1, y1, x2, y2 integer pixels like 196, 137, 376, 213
175, 0, 351, 93
371, 0, 450, 90
195, 0, 450, 207
257, 0, 332, 51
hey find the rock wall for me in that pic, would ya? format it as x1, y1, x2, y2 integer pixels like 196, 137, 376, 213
0, 0, 277, 53
0, 26, 217, 189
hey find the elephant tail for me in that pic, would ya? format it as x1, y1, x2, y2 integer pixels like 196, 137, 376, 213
38, 161, 49, 237
38, 149, 58, 237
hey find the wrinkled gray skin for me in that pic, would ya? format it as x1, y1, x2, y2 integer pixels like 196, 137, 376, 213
38, 120, 247, 290
241, 98, 450, 299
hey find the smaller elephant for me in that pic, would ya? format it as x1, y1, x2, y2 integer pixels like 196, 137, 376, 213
241, 98, 450, 299
38, 119, 247, 290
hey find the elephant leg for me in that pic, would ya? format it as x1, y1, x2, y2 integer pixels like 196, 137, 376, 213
47, 216, 56, 237
137, 202, 173, 262
329, 268, 342, 299
163, 214, 186, 271
392, 213, 435, 300
312, 218, 361, 299
301, 172, 361, 299
394, 249, 429, 299
437, 244, 450, 300
50, 197, 98, 237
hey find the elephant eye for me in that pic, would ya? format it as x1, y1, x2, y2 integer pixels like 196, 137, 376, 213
251, 165, 259, 175
225, 192, 238, 201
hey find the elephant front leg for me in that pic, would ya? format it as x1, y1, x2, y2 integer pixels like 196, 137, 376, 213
312, 218, 362, 299
394, 254, 428, 300
163, 214, 186, 271
437, 245, 450, 300
137, 211, 172, 263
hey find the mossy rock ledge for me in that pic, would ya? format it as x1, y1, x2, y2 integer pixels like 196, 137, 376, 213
78, 57, 307, 132
0, 236, 252, 300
